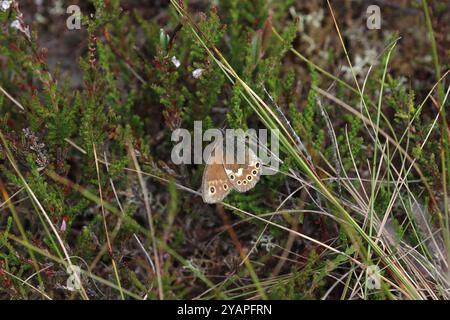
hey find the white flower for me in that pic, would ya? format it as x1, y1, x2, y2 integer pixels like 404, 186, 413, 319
10, 19, 21, 30
171, 56, 180, 68
192, 68, 204, 79
1, 0, 12, 11
60, 219, 67, 232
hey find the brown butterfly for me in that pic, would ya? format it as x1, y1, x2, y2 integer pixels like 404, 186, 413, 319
201, 142, 262, 204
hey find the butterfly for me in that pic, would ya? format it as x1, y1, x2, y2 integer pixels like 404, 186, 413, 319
201, 142, 262, 204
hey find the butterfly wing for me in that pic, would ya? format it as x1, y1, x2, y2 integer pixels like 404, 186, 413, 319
224, 147, 261, 193
201, 144, 232, 204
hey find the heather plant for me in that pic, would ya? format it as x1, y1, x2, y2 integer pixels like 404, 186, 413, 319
0, 0, 449, 300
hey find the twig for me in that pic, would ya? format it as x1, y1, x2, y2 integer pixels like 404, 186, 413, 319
128, 143, 164, 300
